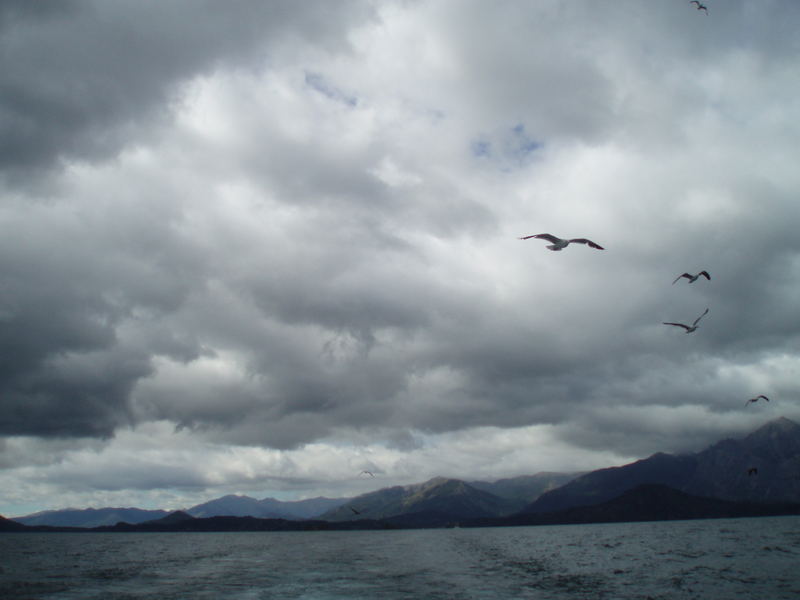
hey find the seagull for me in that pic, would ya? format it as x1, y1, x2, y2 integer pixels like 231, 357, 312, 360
747, 467, 758, 476
519, 233, 604, 251
672, 271, 711, 285
690, 0, 708, 13
745, 395, 769, 406
349, 506, 361, 515
663, 308, 709, 333
359, 470, 375, 478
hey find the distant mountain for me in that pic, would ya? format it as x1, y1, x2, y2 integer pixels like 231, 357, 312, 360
0, 514, 27, 531
14, 507, 170, 528
5, 485, 799, 533
320, 476, 518, 522
523, 417, 800, 514
485, 484, 800, 527
468, 472, 582, 506
187, 495, 348, 519
14, 495, 350, 528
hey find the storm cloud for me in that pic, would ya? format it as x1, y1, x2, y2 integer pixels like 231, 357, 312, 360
2, 0, 799, 515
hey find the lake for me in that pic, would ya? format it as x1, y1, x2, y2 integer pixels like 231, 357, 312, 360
2, 516, 799, 599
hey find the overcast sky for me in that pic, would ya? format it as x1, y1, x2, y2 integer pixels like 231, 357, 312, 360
2, 0, 799, 517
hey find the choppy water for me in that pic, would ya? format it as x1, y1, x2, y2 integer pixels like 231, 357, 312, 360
2, 516, 799, 599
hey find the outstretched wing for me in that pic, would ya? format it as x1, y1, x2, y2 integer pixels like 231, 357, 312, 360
699, 271, 711, 280
519, 233, 560, 243
692, 308, 709, 327
672, 273, 691, 284
569, 238, 604, 250
690, 0, 700, 5
663, 322, 690, 331
759, 395, 770, 401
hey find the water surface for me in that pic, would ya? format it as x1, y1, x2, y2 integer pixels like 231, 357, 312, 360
2, 516, 799, 599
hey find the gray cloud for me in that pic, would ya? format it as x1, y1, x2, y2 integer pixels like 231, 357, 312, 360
0, 0, 374, 183
2, 0, 800, 514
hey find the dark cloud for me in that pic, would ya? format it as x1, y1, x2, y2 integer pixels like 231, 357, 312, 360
0, 0, 374, 183
1, 1, 800, 515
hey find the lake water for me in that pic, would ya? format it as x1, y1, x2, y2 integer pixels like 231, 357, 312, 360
2, 516, 799, 599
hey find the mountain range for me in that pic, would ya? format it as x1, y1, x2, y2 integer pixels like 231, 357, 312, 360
6, 417, 800, 531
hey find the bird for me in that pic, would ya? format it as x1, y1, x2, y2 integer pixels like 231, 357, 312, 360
349, 506, 361, 515
745, 395, 769, 406
663, 308, 709, 333
747, 467, 758, 476
519, 233, 604, 251
359, 470, 375, 478
672, 271, 711, 285
690, 1, 708, 13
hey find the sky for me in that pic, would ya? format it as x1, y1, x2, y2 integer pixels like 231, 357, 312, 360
2, 0, 799, 517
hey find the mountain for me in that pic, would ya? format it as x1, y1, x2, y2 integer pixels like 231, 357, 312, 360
320, 476, 518, 522
14, 507, 170, 528
468, 472, 582, 506
485, 484, 800, 527
0, 514, 27, 531
523, 417, 800, 514
187, 495, 349, 519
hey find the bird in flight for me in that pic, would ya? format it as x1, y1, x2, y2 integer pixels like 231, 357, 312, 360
745, 395, 769, 406
519, 233, 604, 251
690, 1, 708, 14
349, 506, 362, 515
359, 470, 375, 478
747, 467, 758, 476
673, 271, 711, 285
663, 308, 709, 333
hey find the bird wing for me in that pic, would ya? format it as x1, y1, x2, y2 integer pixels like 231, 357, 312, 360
690, 0, 699, 5
672, 273, 691, 284
692, 308, 709, 327
699, 271, 711, 280
530, 233, 561, 243
663, 322, 690, 330
760, 395, 770, 401
569, 238, 604, 250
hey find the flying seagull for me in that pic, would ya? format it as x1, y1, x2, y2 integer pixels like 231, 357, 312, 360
663, 308, 709, 333
349, 506, 361, 515
359, 470, 375, 478
747, 467, 758, 476
519, 233, 604, 251
745, 395, 769, 406
690, 1, 708, 13
672, 271, 711, 285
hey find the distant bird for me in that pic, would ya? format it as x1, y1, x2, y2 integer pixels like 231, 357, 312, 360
690, 1, 708, 13
672, 271, 711, 285
747, 467, 758, 476
663, 308, 709, 333
519, 233, 604, 251
359, 470, 375, 478
745, 395, 769, 406
349, 506, 361, 515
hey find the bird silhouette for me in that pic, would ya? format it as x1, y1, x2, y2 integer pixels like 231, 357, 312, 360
349, 506, 361, 515
519, 233, 604, 251
747, 467, 758, 476
672, 271, 710, 285
359, 470, 375, 478
745, 395, 769, 406
663, 308, 709, 333
690, 1, 708, 14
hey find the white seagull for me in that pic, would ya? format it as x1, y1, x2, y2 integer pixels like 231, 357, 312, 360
745, 395, 769, 406
663, 308, 709, 333
519, 233, 604, 251
673, 271, 711, 285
